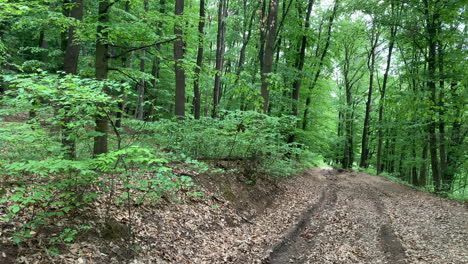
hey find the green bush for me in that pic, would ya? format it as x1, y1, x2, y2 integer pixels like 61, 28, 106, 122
123, 111, 303, 179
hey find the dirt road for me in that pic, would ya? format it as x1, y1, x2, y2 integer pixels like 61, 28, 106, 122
264, 169, 468, 264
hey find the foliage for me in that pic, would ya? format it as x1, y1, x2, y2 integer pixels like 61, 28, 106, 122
125, 111, 304, 179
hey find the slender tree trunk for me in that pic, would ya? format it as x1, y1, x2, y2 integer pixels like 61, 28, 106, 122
425, 1, 440, 191
342, 86, 354, 169
62, 0, 83, 160
302, 0, 338, 129
135, 49, 146, 120
63, 0, 83, 75
445, 82, 464, 190
151, 0, 166, 114
360, 27, 379, 168
437, 40, 449, 191
93, 0, 110, 156
174, 0, 186, 118
192, 0, 205, 119
235, 1, 259, 79
419, 141, 428, 187
411, 140, 418, 185
212, 0, 227, 118
260, 0, 279, 113
134, 0, 150, 121
291, 0, 314, 117
377, 26, 397, 174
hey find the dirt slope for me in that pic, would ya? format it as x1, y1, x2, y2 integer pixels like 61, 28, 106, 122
264, 169, 468, 264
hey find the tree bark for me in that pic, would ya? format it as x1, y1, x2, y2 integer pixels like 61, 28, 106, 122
424, 0, 440, 191
377, 11, 398, 174
212, 0, 227, 118
291, 0, 314, 117
360, 24, 380, 168
192, 0, 205, 119
174, 0, 186, 118
260, 0, 279, 113
437, 38, 448, 191
62, 0, 83, 159
419, 141, 428, 187
135, 49, 146, 120
135, 0, 150, 121
150, 0, 166, 115
93, 0, 110, 156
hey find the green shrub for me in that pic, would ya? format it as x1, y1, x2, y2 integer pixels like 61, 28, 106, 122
123, 111, 303, 179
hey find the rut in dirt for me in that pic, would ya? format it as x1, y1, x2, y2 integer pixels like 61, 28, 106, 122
263, 169, 467, 264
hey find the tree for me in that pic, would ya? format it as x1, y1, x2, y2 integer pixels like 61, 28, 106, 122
212, 0, 228, 118
193, 0, 205, 120
62, 0, 84, 159
174, 0, 185, 118
336, 21, 366, 169
94, 0, 111, 155
291, 0, 315, 117
302, 0, 339, 129
260, 0, 279, 113
359, 17, 380, 168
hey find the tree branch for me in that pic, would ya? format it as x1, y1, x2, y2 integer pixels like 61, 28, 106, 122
109, 37, 178, 59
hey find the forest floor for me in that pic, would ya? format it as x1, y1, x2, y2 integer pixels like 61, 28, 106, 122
265, 169, 468, 264
1, 168, 467, 263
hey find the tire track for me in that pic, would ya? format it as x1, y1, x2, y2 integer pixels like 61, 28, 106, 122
264, 169, 407, 264
264, 184, 337, 264
365, 184, 406, 264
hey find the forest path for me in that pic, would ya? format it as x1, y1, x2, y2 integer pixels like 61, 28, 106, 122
264, 169, 468, 264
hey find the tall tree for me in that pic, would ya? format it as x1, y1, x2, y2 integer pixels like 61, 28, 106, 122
376, 0, 399, 174
212, 0, 228, 118
94, 0, 111, 155
62, 0, 84, 159
302, 0, 339, 129
338, 22, 366, 169
423, 0, 441, 191
151, 0, 166, 112
260, 0, 279, 113
193, 0, 205, 119
359, 19, 380, 168
174, 0, 185, 118
291, 0, 315, 117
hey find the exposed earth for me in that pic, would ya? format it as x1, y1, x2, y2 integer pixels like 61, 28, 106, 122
1, 168, 467, 263
265, 169, 467, 264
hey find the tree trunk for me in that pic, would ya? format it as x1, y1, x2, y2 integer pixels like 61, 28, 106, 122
437, 39, 449, 191
192, 0, 205, 120
419, 141, 428, 187
291, 0, 314, 117
235, 1, 259, 79
212, 0, 227, 118
360, 27, 379, 168
62, 0, 83, 160
174, 0, 185, 118
93, 0, 110, 156
151, 0, 166, 114
377, 25, 397, 174
135, 49, 146, 120
425, 0, 440, 191
260, 0, 279, 113
302, 0, 338, 129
